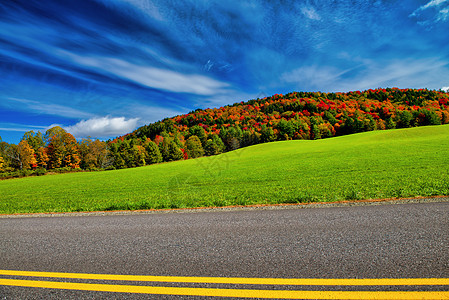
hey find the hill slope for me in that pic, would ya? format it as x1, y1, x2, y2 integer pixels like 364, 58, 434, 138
105, 88, 449, 170
1, 125, 448, 214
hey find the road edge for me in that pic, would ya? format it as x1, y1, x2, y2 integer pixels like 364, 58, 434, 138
1, 195, 448, 218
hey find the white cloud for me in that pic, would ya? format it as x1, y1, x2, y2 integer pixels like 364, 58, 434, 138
442, 86, 449, 92
65, 116, 140, 139
62, 52, 230, 96
5, 98, 93, 119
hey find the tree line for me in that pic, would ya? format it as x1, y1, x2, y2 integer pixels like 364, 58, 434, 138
1, 88, 448, 178
0, 126, 109, 178
0, 126, 219, 178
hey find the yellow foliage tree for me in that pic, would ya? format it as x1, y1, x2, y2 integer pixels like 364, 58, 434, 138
17, 140, 37, 170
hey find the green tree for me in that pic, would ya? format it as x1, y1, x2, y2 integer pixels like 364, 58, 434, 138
260, 125, 276, 143
0, 138, 12, 172
185, 135, 204, 158
241, 130, 260, 147
173, 132, 185, 148
277, 119, 294, 140
324, 111, 338, 126
241, 130, 253, 146
167, 140, 184, 161
210, 134, 225, 153
220, 126, 242, 151
160, 138, 183, 162
144, 140, 162, 164
108, 143, 120, 169
188, 125, 207, 146
386, 117, 396, 129
310, 117, 321, 140
424, 110, 441, 125
341, 116, 364, 135
120, 139, 134, 168
204, 139, 220, 156
22, 131, 45, 152
397, 111, 413, 128
114, 154, 126, 169
364, 115, 377, 131
130, 144, 146, 167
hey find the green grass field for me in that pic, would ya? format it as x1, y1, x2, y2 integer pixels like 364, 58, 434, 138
1, 125, 448, 214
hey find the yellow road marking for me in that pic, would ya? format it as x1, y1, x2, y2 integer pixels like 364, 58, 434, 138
0, 270, 448, 286
1, 278, 448, 299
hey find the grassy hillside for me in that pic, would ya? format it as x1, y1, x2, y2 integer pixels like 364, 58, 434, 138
1, 125, 448, 214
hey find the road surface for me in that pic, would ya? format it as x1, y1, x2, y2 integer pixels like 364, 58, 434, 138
0, 201, 448, 299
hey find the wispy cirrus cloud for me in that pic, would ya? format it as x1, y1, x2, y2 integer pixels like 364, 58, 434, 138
343, 58, 449, 91
437, 7, 449, 21
282, 57, 449, 92
4, 98, 94, 119
300, 5, 321, 21
414, 0, 448, 11
111, 0, 165, 21
0, 123, 48, 133
282, 65, 355, 90
63, 52, 230, 96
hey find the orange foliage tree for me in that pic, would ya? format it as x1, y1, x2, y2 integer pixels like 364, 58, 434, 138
46, 127, 80, 169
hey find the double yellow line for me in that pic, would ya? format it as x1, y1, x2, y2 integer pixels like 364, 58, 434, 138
0, 270, 448, 299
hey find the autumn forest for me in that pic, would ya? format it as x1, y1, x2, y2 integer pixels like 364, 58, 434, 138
1, 88, 449, 179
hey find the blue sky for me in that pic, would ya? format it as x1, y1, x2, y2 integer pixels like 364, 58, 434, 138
1, 0, 449, 143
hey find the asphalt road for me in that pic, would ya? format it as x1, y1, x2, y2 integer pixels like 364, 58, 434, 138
0, 201, 448, 299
